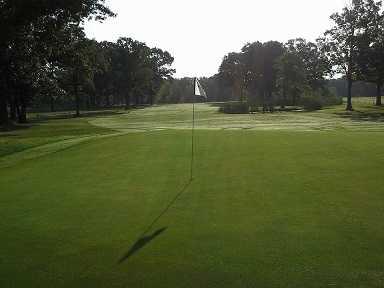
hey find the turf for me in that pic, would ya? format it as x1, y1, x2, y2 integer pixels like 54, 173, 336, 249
0, 117, 112, 158
90, 101, 384, 132
1, 101, 384, 287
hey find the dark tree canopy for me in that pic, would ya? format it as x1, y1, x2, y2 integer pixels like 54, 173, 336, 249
0, 0, 175, 125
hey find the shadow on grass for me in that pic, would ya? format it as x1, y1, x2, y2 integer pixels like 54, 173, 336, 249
209, 102, 226, 108
335, 108, 384, 122
210, 102, 309, 114
31, 110, 125, 122
118, 180, 192, 264
0, 122, 33, 133
2, 110, 126, 133
118, 227, 168, 264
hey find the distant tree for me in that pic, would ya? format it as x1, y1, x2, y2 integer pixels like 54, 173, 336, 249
275, 52, 307, 108
218, 41, 286, 110
260, 41, 285, 111
115, 38, 151, 108
286, 38, 331, 91
356, 0, 384, 106
241, 42, 264, 105
147, 48, 175, 105
321, 0, 367, 111
218, 52, 247, 102
61, 35, 100, 117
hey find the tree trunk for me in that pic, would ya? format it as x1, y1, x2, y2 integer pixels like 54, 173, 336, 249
18, 94, 27, 124
346, 77, 353, 111
50, 95, 55, 112
262, 89, 267, 113
86, 95, 90, 111
74, 84, 80, 117
376, 83, 382, 106
10, 94, 17, 121
281, 83, 287, 109
269, 90, 274, 113
240, 85, 244, 103
105, 94, 110, 107
125, 93, 131, 110
0, 93, 8, 125
149, 94, 154, 106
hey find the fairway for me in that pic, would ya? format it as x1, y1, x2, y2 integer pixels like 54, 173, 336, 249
1, 103, 384, 287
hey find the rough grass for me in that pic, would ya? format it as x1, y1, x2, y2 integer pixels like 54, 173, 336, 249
1, 99, 384, 287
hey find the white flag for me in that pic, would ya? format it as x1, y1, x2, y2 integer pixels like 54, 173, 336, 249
194, 78, 207, 98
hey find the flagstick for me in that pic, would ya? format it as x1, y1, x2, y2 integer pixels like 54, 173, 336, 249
190, 78, 196, 181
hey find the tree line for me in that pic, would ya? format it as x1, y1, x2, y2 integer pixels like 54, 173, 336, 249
2, 0, 384, 124
159, 0, 384, 112
0, 0, 175, 125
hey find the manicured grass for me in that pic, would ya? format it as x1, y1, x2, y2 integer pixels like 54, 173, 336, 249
0, 117, 113, 158
90, 99, 384, 132
1, 102, 384, 287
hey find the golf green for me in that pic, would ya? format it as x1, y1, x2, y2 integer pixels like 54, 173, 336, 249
1, 103, 384, 287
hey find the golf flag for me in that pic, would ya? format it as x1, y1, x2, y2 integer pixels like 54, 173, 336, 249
194, 78, 207, 98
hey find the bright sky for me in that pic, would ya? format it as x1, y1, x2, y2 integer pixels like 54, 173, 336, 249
84, 0, 348, 78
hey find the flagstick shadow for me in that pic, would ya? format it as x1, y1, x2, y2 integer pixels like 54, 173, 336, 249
118, 179, 193, 264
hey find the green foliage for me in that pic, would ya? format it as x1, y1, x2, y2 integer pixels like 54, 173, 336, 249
319, 0, 384, 110
300, 93, 324, 111
275, 51, 307, 107
321, 88, 344, 106
216, 40, 329, 111
219, 102, 249, 114
285, 38, 331, 90
219, 52, 247, 102
0, 0, 174, 125
300, 89, 343, 111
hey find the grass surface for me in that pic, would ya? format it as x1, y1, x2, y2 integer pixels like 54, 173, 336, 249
90, 100, 384, 132
0, 117, 112, 158
1, 99, 384, 287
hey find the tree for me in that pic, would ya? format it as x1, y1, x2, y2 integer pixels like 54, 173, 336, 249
275, 52, 307, 108
240, 42, 263, 106
356, 0, 384, 106
286, 38, 331, 91
0, 0, 114, 124
241, 41, 284, 111
61, 34, 100, 117
219, 52, 247, 102
113, 38, 150, 108
147, 48, 175, 105
321, 0, 366, 111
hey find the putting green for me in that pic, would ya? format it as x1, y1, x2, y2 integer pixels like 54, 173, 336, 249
1, 103, 384, 287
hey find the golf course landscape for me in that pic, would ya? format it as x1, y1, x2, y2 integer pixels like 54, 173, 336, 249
1, 100, 384, 287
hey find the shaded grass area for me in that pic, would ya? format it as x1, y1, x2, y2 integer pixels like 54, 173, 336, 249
332, 100, 384, 123
0, 117, 113, 158
1, 130, 384, 287
29, 109, 125, 121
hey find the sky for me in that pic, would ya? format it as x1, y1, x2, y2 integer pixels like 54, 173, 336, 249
84, 0, 348, 78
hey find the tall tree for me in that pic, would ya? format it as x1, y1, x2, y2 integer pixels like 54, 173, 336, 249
147, 48, 175, 105
0, 0, 114, 124
61, 34, 100, 117
286, 38, 331, 91
356, 0, 384, 106
241, 42, 264, 105
321, 0, 366, 111
275, 52, 307, 108
218, 52, 247, 102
